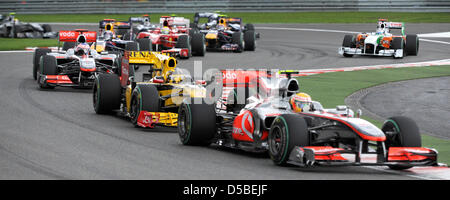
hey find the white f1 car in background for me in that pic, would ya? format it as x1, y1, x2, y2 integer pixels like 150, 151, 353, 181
339, 19, 419, 59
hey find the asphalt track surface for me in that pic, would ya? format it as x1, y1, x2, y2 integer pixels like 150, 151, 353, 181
0, 23, 449, 179
360, 76, 450, 139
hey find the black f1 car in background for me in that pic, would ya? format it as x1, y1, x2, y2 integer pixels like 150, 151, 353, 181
33, 30, 119, 89
89, 19, 142, 54
192, 12, 258, 52
178, 70, 438, 170
0, 13, 57, 38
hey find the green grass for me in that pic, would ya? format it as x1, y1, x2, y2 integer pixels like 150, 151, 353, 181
0, 38, 58, 51
15, 12, 450, 24
297, 65, 450, 165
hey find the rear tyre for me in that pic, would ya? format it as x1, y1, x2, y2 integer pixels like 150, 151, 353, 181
246, 23, 255, 31
42, 24, 52, 33
125, 42, 139, 71
269, 114, 309, 166
191, 33, 205, 56
382, 116, 421, 170
178, 98, 216, 146
33, 48, 51, 80
130, 84, 160, 125
175, 35, 191, 58
125, 41, 139, 51
136, 38, 153, 51
342, 34, 355, 57
232, 31, 244, 53
405, 34, 419, 56
93, 74, 121, 114
62, 42, 76, 51
244, 30, 256, 51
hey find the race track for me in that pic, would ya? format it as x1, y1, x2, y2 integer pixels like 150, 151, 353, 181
0, 23, 449, 179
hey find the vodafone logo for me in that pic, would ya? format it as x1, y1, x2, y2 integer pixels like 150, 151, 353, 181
83, 32, 97, 38
59, 31, 76, 38
223, 72, 237, 80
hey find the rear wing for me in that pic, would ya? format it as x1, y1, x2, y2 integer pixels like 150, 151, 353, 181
386, 22, 405, 35
129, 16, 150, 25
121, 51, 177, 87
226, 18, 242, 25
99, 19, 132, 30
160, 16, 190, 27
193, 12, 219, 25
220, 69, 272, 87
58, 30, 97, 42
386, 22, 404, 29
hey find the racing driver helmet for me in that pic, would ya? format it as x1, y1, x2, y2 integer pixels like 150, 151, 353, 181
290, 92, 312, 113
75, 43, 91, 56
161, 26, 170, 34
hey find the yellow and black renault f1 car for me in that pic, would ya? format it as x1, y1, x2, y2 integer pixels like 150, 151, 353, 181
93, 50, 206, 128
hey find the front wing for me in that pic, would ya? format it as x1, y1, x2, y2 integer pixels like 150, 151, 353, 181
136, 111, 178, 128
288, 146, 438, 167
339, 47, 404, 58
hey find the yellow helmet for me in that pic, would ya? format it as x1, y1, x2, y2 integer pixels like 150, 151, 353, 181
161, 26, 170, 34
290, 93, 312, 113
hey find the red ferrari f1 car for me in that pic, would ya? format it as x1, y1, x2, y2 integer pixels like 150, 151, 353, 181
177, 70, 438, 170
135, 16, 205, 58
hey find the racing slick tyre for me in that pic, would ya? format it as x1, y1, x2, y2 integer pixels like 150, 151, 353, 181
244, 30, 256, 51
93, 74, 121, 114
232, 31, 244, 53
391, 37, 405, 59
136, 38, 153, 51
42, 24, 52, 33
178, 98, 216, 146
406, 34, 419, 56
191, 33, 206, 56
342, 35, 355, 57
33, 48, 51, 80
175, 35, 191, 58
62, 42, 76, 51
269, 114, 309, 166
125, 41, 139, 51
130, 84, 160, 126
38, 55, 58, 89
245, 23, 255, 31
382, 116, 422, 170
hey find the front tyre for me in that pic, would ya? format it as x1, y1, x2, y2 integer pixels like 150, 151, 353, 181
391, 37, 405, 59
130, 84, 160, 125
269, 114, 309, 166
342, 34, 355, 57
33, 48, 51, 80
38, 55, 58, 89
382, 116, 421, 170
